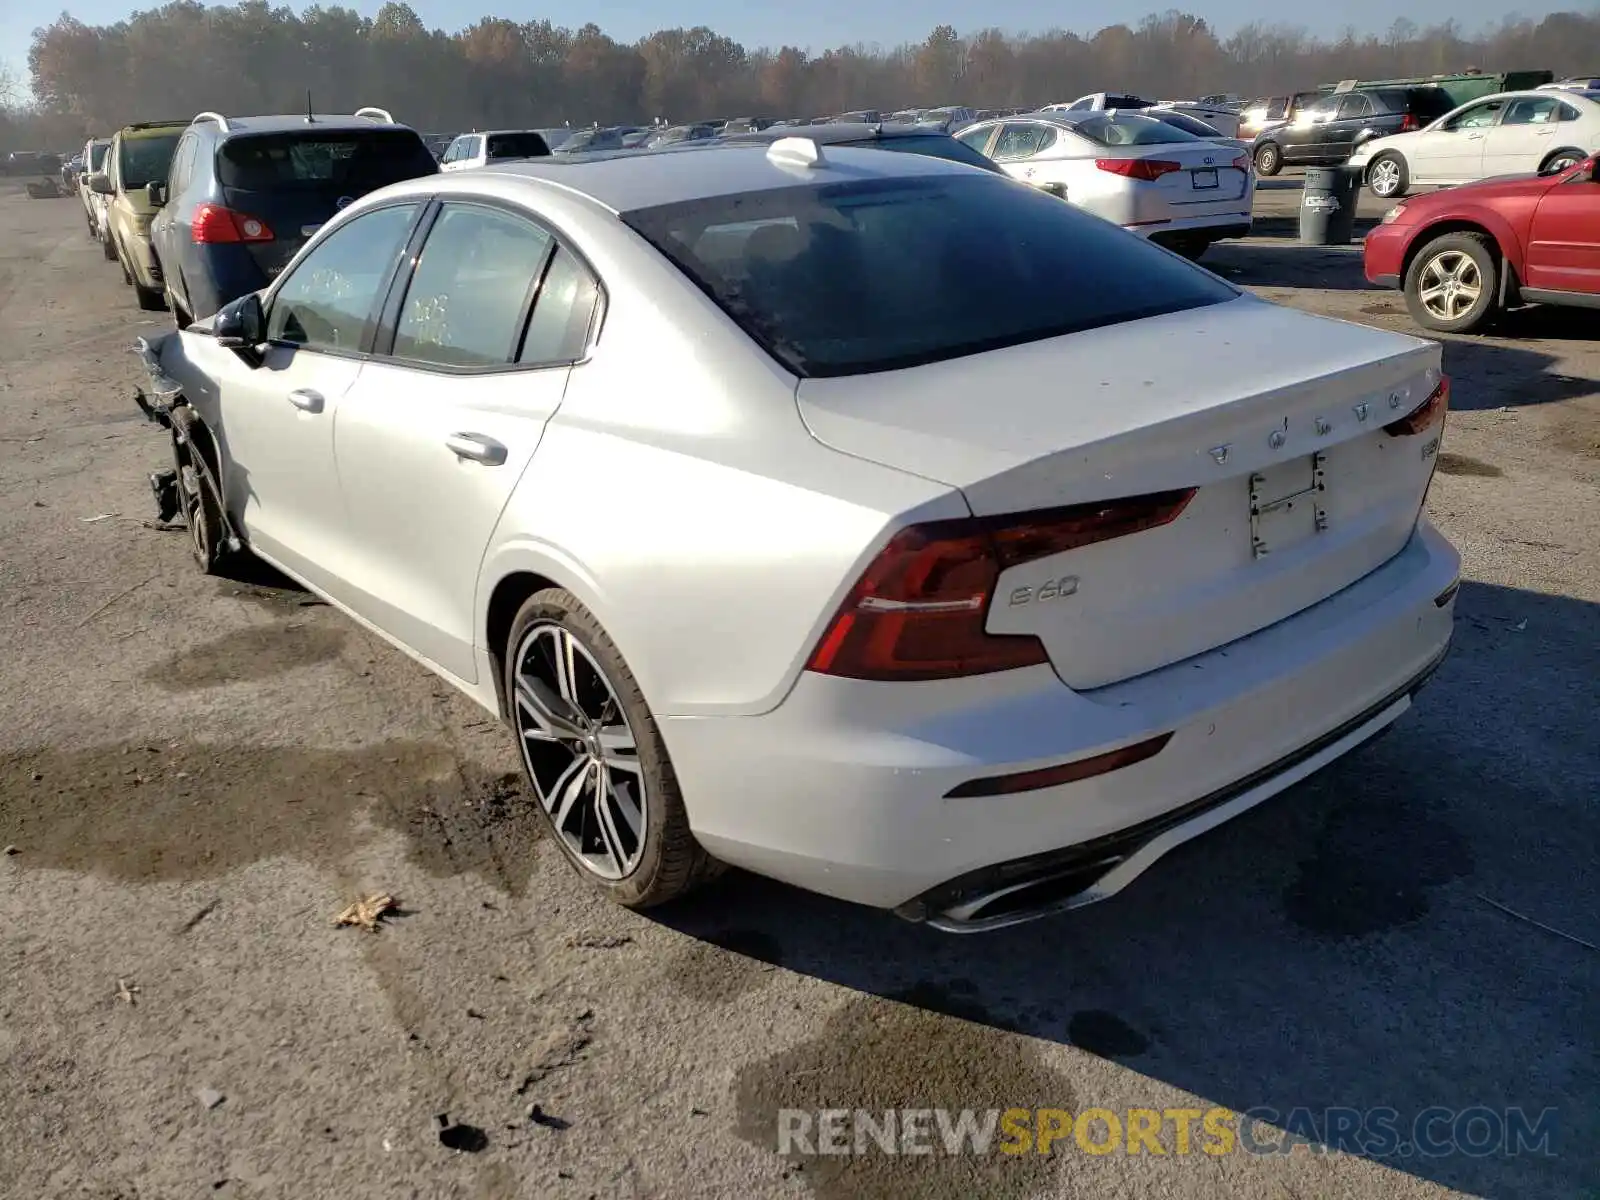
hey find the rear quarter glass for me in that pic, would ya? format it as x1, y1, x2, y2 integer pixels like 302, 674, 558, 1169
621, 173, 1237, 379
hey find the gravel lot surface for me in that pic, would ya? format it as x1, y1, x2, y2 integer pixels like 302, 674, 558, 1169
2, 175, 1596, 1200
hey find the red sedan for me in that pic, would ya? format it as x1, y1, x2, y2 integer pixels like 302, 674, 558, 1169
1364, 154, 1600, 333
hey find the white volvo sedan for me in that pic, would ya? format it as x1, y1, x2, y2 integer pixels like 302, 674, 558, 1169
138, 137, 1459, 931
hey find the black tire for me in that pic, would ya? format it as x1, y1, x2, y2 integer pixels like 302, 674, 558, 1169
172, 434, 228, 574
1366, 151, 1409, 199
102, 232, 118, 261
134, 279, 168, 312
504, 588, 720, 908
1541, 148, 1585, 176
1404, 231, 1499, 334
1253, 142, 1281, 176
1172, 238, 1211, 262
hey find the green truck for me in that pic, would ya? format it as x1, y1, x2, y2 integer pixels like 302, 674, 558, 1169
1321, 71, 1555, 110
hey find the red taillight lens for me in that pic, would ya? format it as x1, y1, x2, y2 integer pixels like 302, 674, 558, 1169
1398, 114, 1419, 133
1095, 158, 1182, 182
192, 203, 275, 244
1232, 153, 1251, 172
1384, 378, 1449, 436
805, 489, 1196, 682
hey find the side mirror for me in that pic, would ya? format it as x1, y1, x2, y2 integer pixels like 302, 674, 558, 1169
147, 181, 167, 207
88, 171, 113, 195
213, 293, 265, 354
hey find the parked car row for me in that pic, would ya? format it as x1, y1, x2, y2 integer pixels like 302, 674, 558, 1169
126, 128, 1462, 930
77, 106, 440, 322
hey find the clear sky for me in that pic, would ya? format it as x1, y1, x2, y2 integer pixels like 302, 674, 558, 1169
0, 0, 1577, 97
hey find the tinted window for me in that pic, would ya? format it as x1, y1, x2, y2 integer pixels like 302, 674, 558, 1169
118, 133, 182, 188
486, 132, 551, 160
393, 205, 553, 368
862, 134, 1003, 172
1155, 112, 1221, 138
219, 130, 437, 192
1068, 114, 1198, 146
1558, 102, 1583, 122
1335, 94, 1371, 120
267, 204, 417, 352
622, 175, 1236, 378
518, 248, 602, 364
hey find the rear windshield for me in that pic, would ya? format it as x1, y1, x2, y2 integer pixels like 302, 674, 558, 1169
864, 134, 1001, 172
218, 130, 437, 192
622, 174, 1236, 378
1069, 114, 1199, 146
486, 132, 551, 160
119, 133, 181, 187
88, 142, 110, 170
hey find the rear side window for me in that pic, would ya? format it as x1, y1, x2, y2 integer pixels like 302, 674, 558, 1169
393, 205, 554, 368
485, 132, 551, 160
1069, 114, 1199, 146
219, 130, 437, 192
622, 175, 1236, 378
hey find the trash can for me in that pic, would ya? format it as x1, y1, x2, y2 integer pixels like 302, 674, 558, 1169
1299, 166, 1359, 245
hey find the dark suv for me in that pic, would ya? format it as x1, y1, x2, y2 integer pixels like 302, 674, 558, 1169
147, 106, 438, 324
1251, 87, 1455, 175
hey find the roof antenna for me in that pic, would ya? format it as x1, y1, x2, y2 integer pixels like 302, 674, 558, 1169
306, 90, 315, 124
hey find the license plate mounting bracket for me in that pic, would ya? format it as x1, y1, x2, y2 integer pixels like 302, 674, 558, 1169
1250, 452, 1327, 559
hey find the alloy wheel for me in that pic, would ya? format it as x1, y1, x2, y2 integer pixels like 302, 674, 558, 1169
1417, 250, 1482, 323
512, 621, 646, 880
1369, 158, 1402, 196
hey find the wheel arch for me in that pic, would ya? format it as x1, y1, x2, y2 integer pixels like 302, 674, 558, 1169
1400, 217, 1511, 290
1539, 146, 1588, 174
1362, 147, 1405, 186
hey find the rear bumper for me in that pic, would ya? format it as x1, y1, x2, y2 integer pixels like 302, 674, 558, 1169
183, 247, 270, 320
661, 519, 1460, 916
1133, 213, 1253, 242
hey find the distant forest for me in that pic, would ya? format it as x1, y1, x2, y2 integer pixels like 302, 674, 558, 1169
6, 2, 1600, 145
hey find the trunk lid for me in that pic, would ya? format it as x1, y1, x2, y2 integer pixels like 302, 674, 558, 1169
796, 296, 1445, 689
1117, 143, 1249, 202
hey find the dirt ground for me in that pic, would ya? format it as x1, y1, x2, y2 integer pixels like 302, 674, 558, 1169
1, 176, 1597, 1200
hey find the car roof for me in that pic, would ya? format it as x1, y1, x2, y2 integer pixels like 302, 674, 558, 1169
384, 138, 984, 213
192, 114, 417, 136
724, 121, 964, 144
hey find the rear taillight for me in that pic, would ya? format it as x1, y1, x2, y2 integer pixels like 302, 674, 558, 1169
192, 203, 275, 244
1398, 113, 1420, 133
1384, 378, 1449, 436
1232, 153, 1251, 172
805, 489, 1196, 682
1095, 158, 1182, 182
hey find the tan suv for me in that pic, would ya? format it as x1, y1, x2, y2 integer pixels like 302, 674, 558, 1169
89, 121, 185, 310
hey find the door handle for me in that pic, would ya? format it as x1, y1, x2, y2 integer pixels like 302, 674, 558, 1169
287, 388, 324, 412
445, 432, 508, 465
1466, 133, 1485, 141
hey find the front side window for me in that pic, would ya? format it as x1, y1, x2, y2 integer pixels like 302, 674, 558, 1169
393, 205, 554, 368
623, 174, 1236, 378
991, 124, 1053, 161
955, 123, 996, 152
88, 141, 110, 171
118, 132, 182, 188
1444, 101, 1503, 131
266, 204, 418, 352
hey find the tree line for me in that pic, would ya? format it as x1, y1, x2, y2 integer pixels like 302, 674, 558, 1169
8, 1, 1600, 147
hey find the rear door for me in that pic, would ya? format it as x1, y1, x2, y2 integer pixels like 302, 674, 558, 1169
1523, 167, 1600, 294
329, 199, 602, 682
215, 128, 439, 281
1482, 95, 1569, 176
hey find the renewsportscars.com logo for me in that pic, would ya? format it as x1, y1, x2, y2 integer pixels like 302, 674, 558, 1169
776, 1106, 1559, 1159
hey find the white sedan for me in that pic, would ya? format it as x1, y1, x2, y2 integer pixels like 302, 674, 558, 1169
136, 136, 1458, 931
957, 110, 1254, 259
1350, 88, 1600, 198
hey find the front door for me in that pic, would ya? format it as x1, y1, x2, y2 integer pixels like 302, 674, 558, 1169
216, 201, 422, 587
1523, 166, 1600, 295
1417, 98, 1503, 183
331, 200, 602, 682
